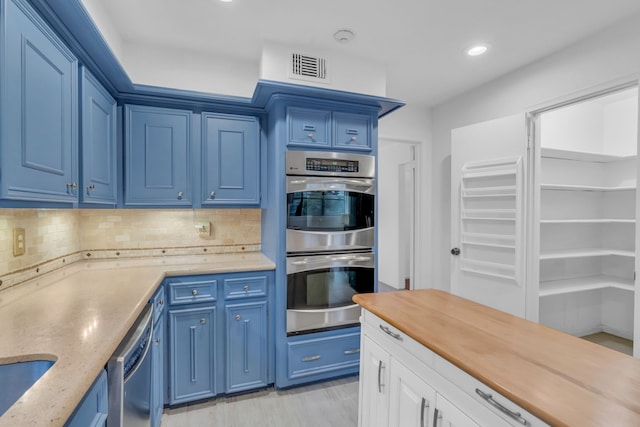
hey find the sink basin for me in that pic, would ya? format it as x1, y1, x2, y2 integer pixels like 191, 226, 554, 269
0, 359, 55, 416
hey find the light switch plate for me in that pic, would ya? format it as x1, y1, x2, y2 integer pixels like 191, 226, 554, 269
13, 228, 25, 256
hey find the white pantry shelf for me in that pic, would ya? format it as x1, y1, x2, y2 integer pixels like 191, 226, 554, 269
540, 183, 636, 192
540, 248, 635, 260
540, 219, 635, 224
540, 147, 636, 163
539, 275, 634, 297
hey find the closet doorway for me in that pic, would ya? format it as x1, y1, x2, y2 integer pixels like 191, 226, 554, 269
533, 85, 638, 356
378, 139, 420, 291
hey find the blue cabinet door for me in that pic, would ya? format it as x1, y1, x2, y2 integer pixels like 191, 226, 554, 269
201, 113, 260, 206
168, 306, 216, 404
225, 301, 268, 393
151, 314, 165, 427
1, 0, 78, 202
65, 369, 108, 427
125, 105, 192, 206
80, 68, 116, 204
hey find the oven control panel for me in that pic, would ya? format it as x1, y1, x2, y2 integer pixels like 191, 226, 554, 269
306, 158, 359, 173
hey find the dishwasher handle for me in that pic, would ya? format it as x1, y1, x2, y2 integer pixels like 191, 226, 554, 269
117, 304, 154, 382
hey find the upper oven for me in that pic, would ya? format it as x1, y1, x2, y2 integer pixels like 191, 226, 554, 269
286, 151, 375, 253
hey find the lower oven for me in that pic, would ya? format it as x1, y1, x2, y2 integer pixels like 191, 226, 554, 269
286, 251, 374, 335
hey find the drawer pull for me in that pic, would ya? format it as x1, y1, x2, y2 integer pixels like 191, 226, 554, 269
343, 349, 360, 355
192, 289, 198, 296
243, 285, 250, 291
379, 324, 403, 341
307, 133, 314, 139
302, 355, 321, 362
475, 388, 527, 425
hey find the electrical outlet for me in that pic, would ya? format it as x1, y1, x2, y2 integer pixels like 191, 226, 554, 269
195, 222, 211, 236
13, 228, 25, 256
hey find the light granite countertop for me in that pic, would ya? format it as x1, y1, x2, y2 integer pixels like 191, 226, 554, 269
0, 252, 275, 426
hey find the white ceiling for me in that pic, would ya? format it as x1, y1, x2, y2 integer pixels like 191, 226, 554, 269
85, 0, 640, 108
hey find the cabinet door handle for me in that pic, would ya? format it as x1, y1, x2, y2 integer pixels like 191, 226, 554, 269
475, 388, 527, 425
302, 355, 321, 362
200, 318, 206, 325
343, 349, 360, 355
379, 324, 403, 341
377, 360, 384, 393
210, 191, 216, 199
177, 191, 183, 199
243, 285, 250, 291
433, 408, 442, 427
192, 289, 198, 296
420, 397, 428, 427
235, 314, 241, 321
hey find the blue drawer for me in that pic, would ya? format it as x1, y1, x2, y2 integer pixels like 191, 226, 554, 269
287, 332, 361, 379
334, 112, 371, 150
287, 107, 330, 147
224, 275, 267, 300
167, 279, 217, 306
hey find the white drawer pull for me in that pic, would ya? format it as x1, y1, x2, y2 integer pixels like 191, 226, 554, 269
379, 324, 403, 341
475, 388, 527, 425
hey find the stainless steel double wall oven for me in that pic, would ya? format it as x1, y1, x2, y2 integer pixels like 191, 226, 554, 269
285, 150, 375, 335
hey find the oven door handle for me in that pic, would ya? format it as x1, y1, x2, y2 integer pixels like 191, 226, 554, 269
287, 303, 360, 314
289, 178, 373, 186
289, 254, 373, 265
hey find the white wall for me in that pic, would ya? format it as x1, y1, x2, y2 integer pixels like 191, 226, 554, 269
122, 42, 259, 97
431, 11, 640, 291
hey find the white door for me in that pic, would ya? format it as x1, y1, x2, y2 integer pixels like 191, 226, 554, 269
388, 358, 436, 427
358, 335, 391, 427
451, 114, 529, 317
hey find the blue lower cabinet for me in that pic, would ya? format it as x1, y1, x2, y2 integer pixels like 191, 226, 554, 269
168, 306, 216, 404
65, 369, 107, 427
225, 301, 268, 393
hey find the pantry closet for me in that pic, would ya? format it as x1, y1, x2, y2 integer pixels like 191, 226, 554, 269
535, 86, 638, 355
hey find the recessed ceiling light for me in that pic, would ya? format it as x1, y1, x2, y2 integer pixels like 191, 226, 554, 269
467, 44, 489, 56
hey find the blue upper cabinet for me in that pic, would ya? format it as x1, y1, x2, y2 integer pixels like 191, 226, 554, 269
80, 68, 117, 205
125, 105, 192, 206
286, 106, 372, 151
0, 0, 78, 203
201, 113, 260, 206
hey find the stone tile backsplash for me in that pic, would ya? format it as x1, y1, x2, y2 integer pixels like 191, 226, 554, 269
0, 209, 261, 289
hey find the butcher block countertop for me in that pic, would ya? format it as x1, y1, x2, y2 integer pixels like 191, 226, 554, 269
353, 289, 640, 427
0, 252, 274, 427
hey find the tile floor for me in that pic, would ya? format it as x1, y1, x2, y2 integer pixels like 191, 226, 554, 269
161, 376, 359, 427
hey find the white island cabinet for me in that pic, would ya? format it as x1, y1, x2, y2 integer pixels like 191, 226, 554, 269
355, 289, 640, 426
358, 309, 539, 427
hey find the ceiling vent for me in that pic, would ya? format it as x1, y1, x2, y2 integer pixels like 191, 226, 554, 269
290, 53, 329, 84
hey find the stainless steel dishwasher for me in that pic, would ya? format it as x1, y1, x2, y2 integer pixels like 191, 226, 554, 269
107, 303, 153, 427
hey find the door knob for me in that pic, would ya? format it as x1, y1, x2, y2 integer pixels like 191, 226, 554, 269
451, 247, 461, 256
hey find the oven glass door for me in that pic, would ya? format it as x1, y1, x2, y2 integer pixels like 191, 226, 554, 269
286, 177, 375, 252
286, 252, 374, 334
